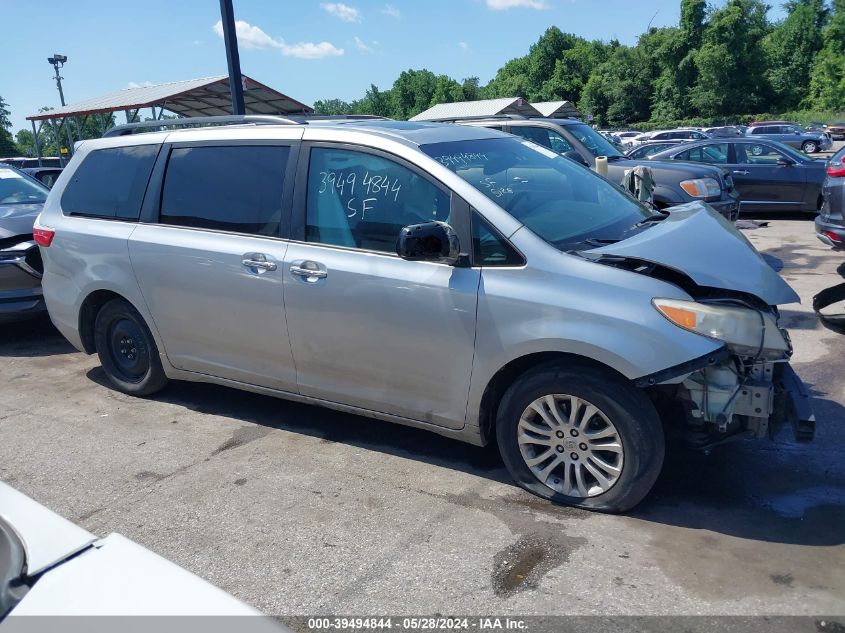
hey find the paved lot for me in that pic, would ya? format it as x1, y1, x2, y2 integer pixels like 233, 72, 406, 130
1, 219, 843, 618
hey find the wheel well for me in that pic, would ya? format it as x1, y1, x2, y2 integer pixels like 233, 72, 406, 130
477, 352, 629, 447
78, 290, 124, 354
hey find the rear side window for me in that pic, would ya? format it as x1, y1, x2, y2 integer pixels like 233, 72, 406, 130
62, 145, 158, 220
159, 145, 290, 237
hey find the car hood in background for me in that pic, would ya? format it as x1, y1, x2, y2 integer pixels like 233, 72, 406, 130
613, 157, 726, 180
0, 204, 42, 240
586, 202, 800, 306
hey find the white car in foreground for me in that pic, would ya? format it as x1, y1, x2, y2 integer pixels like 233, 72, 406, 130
0, 482, 284, 626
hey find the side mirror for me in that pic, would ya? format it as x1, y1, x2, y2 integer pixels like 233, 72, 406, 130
563, 150, 590, 167
777, 158, 795, 167
396, 221, 460, 265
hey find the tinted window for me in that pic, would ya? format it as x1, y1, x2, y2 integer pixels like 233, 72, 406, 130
735, 143, 790, 165
62, 145, 158, 219
472, 211, 524, 266
160, 145, 289, 236
510, 126, 574, 154
565, 123, 624, 157
306, 147, 450, 252
677, 143, 729, 164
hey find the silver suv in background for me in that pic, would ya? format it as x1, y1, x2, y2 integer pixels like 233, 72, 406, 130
36, 117, 813, 512
745, 124, 832, 154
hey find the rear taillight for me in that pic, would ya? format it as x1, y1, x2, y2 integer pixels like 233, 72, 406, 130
825, 230, 843, 243
827, 163, 845, 178
32, 226, 55, 247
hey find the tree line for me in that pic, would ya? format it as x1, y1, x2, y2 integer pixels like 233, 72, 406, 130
314, 0, 845, 127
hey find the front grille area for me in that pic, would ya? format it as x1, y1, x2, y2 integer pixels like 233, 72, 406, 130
24, 245, 43, 275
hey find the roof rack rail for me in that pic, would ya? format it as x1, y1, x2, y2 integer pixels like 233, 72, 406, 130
417, 113, 530, 123
289, 114, 391, 121
102, 115, 300, 137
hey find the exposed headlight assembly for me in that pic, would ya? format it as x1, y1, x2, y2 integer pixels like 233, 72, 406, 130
679, 177, 721, 199
653, 298, 789, 359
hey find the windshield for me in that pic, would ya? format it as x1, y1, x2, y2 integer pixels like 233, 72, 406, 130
421, 137, 653, 250
0, 169, 48, 205
561, 122, 624, 158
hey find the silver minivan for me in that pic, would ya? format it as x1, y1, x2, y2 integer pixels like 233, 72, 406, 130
35, 118, 814, 512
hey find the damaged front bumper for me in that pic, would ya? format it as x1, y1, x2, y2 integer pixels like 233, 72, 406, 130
640, 335, 815, 447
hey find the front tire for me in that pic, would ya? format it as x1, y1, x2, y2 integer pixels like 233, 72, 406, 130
802, 141, 818, 153
94, 298, 168, 396
496, 362, 664, 513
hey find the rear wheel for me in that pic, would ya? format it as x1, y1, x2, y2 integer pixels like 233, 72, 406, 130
802, 140, 818, 153
496, 362, 664, 513
94, 298, 168, 396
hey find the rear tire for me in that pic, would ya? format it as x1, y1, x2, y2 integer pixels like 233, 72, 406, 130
496, 361, 664, 513
94, 298, 168, 396
802, 141, 818, 154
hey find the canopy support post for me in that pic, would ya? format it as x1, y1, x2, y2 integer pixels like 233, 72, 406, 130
31, 120, 42, 167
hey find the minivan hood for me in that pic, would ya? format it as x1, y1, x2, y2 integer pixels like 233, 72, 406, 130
586, 202, 800, 306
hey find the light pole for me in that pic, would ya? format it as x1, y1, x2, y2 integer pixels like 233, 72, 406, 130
47, 54, 74, 164
219, 0, 245, 115
47, 54, 68, 106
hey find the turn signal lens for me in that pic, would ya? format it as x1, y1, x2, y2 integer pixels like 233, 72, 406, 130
679, 178, 721, 199
655, 304, 698, 329
827, 163, 845, 178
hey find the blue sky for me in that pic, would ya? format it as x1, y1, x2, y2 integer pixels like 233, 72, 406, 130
1, 0, 787, 133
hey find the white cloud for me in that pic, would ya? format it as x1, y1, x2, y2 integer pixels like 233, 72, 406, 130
283, 41, 345, 59
213, 19, 283, 50
212, 20, 344, 59
486, 0, 548, 9
127, 81, 153, 89
354, 36, 375, 53
458, 41, 469, 50
382, 4, 401, 18
321, 2, 362, 22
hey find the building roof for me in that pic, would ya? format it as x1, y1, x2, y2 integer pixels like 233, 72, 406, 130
532, 101, 582, 118
409, 97, 541, 122
27, 75, 313, 121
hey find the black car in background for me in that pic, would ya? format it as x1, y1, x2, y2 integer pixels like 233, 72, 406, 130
22, 167, 63, 189
0, 164, 49, 322
650, 138, 827, 214
816, 145, 845, 248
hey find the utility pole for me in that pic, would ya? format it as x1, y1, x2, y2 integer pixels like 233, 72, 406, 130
48, 54, 68, 106
219, 0, 245, 115
47, 54, 75, 165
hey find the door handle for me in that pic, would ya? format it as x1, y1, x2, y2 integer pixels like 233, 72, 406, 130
242, 253, 277, 271
290, 265, 327, 279
732, 170, 749, 175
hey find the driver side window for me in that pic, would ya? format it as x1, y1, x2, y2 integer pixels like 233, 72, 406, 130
305, 147, 450, 253
510, 126, 574, 154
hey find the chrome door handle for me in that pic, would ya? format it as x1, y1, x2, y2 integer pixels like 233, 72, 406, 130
733, 170, 749, 175
290, 265, 327, 279
242, 259, 277, 271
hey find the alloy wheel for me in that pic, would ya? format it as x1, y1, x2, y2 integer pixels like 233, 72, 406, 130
517, 394, 624, 497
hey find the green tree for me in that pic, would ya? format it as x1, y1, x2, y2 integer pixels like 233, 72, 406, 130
688, 0, 772, 116
483, 56, 532, 99
313, 98, 353, 115
765, 0, 827, 110
0, 95, 17, 158
580, 44, 653, 126
539, 39, 610, 103
807, 0, 845, 109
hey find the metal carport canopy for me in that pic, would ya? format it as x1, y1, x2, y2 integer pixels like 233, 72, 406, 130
26, 75, 313, 122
